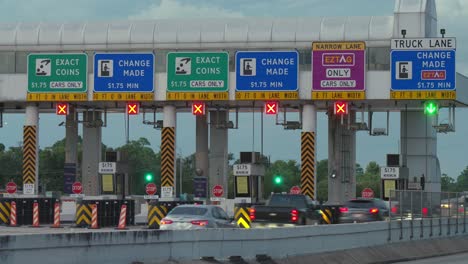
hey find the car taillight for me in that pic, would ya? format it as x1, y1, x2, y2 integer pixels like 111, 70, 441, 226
161, 219, 173, 225
391, 206, 398, 214
249, 208, 256, 221
291, 209, 299, 222
339, 207, 349, 213
191, 220, 209, 226
422, 207, 429, 216
369, 208, 379, 214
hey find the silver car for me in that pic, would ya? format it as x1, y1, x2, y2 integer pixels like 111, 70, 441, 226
159, 205, 237, 230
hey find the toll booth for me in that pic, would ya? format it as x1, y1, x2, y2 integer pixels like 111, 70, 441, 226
233, 152, 265, 204
380, 154, 409, 200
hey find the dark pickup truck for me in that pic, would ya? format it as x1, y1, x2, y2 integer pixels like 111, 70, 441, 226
250, 194, 321, 227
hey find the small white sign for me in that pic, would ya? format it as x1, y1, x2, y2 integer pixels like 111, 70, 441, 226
408, 182, 421, 190
381, 167, 400, 179
144, 195, 159, 200
161, 186, 173, 198
23, 183, 35, 195
233, 164, 251, 176
391, 38, 456, 50
98, 162, 116, 174
70, 194, 85, 198
210, 197, 222, 202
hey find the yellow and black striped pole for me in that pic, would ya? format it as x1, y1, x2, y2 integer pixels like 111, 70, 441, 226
301, 131, 316, 199
23, 125, 38, 191
161, 126, 175, 191
301, 104, 317, 200
0, 200, 11, 225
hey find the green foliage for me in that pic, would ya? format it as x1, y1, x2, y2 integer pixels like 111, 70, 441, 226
356, 161, 381, 198
456, 167, 468, 192
116, 137, 160, 195
0, 146, 22, 186
441, 173, 457, 192
264, 160, 300, 197
316, 159, 328, 201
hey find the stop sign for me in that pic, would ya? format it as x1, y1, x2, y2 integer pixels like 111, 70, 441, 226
146, 183, 157, 195
290, 186, 301, 194
361, 188, 374, 199
212, 185, 224, 197
6, 182, 17, 194
72, 182, 83, 194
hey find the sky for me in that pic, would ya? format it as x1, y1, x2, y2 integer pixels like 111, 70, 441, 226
0, 0, 468, 178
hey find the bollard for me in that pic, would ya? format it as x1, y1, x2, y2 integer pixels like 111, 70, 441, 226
116, 204, 128, 230
32, 202, 40, 227
234, 205, 251, 229
9, 201, 17, 227
90, 204, 99, 229
147, 203, 168, 229
51, 203, 62, 228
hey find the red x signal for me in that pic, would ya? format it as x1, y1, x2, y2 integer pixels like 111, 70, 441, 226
56, 103, 69, 115
126, 102, 139, 115
334, 102, 348, 115
192, 102, 205, 116
265, 101, 278, 115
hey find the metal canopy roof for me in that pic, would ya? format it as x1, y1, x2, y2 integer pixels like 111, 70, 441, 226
0, 17, 394, 50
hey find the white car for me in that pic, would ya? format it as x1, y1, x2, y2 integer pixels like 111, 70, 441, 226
159, 205, 237, 230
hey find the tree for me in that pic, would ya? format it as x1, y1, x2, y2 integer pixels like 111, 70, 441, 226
116, 137, 160, 195
0, 146, 22, 187
441, 173, 457, 192
456, 167, 468, 192
316, 159, 328, 201
356, 161, 381, 198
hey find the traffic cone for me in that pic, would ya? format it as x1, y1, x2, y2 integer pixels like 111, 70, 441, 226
32, 202, 40, 227
51, 203, 62, 228
9, 201, 17, 227
90, 204, 99, 229
116, 204, 128, 230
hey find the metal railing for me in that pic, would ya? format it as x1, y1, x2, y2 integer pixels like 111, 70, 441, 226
388, 190, 467, 241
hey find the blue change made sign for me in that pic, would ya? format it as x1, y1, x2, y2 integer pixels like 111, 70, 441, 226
236, 51, 298, 91
94, 53, 155, 92
391, 38, 456, 91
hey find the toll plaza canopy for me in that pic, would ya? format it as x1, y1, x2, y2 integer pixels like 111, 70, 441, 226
0, 0, 467, 108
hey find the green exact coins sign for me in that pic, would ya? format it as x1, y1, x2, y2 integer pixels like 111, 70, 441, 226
167, 52, 228, 92
28, 53, 88, 93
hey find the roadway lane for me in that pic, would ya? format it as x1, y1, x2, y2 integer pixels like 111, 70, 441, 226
397, 252, 468, 264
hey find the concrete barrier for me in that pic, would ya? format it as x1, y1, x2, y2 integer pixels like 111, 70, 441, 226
0, 219, 466, 263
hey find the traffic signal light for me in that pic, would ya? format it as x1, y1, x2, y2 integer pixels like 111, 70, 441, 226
265, 101, 279, 115
424, 101, 438, 115
127, 102, 140, 115
334, 101, 348, 115
273, 175, 283, 185
192, 102, 205, 116
145, 173, 154, 182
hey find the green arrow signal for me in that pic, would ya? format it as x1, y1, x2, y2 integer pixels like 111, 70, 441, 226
424, 102, 438, 115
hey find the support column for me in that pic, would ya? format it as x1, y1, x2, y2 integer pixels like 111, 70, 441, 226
23, 104, 39, 195
195, 115, 209, 190
301, 104, 317, 200
64, 106, 78, 194
161, 105, 176, 198
401, 111, 439, 192
82, 111, 102, 196
328, 111, 356, 204
209, 111, 228, 200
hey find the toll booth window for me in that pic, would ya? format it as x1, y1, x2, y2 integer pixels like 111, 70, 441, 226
367, 47, 390, 71
169, 207, 208, 216
0, 52, 15, 73
15, 52, 28, 73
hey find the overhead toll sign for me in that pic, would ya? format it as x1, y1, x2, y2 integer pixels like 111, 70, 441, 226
27, 53, 88, 102
312, 42, 366, 100
390, 38, 456, 100
235, 51, 299, 100
93, 53, 155, 101
167, 52, 229, 101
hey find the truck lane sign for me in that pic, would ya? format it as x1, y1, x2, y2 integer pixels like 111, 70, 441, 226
27, 53, 88, 101
93, 53, 155, 101
167, 52, 229, 100
235, 51, 299, 100
390, 38, 456, 100
312, 42, 366, 100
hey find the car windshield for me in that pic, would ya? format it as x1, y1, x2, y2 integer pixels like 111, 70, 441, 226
268, 195, 305, 207
169, 207, 208, 216
345, 200, 374, 208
